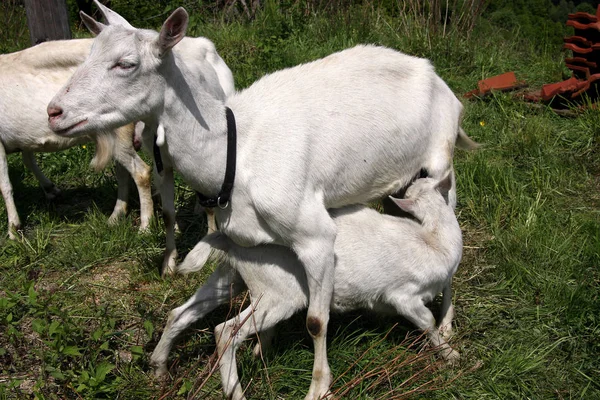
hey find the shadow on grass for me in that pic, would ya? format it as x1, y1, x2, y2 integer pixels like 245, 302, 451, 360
5, 163, 155, 235
152, 300, 461, 399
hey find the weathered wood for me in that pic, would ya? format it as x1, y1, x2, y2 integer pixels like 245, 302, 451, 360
24, 0, 71, 45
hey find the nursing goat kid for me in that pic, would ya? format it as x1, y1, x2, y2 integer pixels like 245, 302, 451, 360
47, 7, 477, 399
151, 175, 462, 399
0, 32, 233, 239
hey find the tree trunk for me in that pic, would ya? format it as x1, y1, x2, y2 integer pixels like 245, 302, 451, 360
24, 0, 72, 45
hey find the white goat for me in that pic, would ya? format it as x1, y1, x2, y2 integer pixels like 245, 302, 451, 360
0, 39, 152, 238
87, 0, 234, 244
150, 175, 462, 399
134, 37, 234, 238
47, 6, 476, 398
0, 32, 233, 239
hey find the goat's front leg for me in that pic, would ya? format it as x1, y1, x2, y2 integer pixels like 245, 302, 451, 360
21, 151, 61, 200
194, 202, 217, 233
0, 141, 20, 238
150, 265, 244, 377
159, 164, 177, 276
287, 204, 336, 400
108, 162, 129, 225
111, 156, 153, 231
112, 125, 153, 230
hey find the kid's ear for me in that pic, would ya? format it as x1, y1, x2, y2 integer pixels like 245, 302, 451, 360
388, 196, 415, 214
157, 7, 189, 57
80, 11, 106, 36
435, 173, 453, 196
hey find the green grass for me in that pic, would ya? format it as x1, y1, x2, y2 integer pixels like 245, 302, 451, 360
1, 3, 599, 399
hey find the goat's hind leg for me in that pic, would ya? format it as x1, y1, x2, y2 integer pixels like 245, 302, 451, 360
253, 326, 276, 357
438, 281, 455, 340
22, 151, 61, 200
392, 296, 459, 363
150, 265, 244, 378
216, 297, 295, 400
0, 141, 20, 238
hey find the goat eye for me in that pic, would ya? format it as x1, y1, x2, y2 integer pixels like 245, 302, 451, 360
113, 60, 136, 70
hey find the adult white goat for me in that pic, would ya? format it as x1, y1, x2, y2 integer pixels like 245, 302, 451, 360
47, 6, 476, 398
0, 39, 152, 238
0, 31, 233, 239
90, 0, 234, 247
151, 175, 462, 399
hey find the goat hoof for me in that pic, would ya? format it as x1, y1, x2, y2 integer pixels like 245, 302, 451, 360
305, 372, 332, 400
107, 214, 120, 226
444, 349, 460, 365
153, 368, 169, 382
138, 224, 151, 234
304, 389, 331, 400
439, 326, 454, 340
44, 185, 62, 200
149, 357, 169, 380
252, 342, 262, 358
161, 252, 178, 277
8, 226, 22, 240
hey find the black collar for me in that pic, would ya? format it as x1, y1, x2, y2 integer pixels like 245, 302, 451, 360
196, 107, 237, 208
153, 107, 237, 209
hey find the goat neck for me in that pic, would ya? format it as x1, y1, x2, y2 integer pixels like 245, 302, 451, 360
153, 51, 230, 198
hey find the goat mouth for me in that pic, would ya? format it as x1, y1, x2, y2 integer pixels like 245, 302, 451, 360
55, 119, 89, 136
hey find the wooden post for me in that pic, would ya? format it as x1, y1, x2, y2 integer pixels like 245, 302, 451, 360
24, 0, 72, 45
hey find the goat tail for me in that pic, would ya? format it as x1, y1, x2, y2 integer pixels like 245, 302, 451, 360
90, 130, 117, 171
455, 127, 480, 151
176, 232, 230, 275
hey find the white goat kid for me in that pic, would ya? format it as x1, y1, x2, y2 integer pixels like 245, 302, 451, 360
47, 7, 475, 399
0, 39, 152, 238
89, 0, 234, 252
151, 175, 462, 399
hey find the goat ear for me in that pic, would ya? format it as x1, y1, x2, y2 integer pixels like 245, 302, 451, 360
388, 196, 415, 214
93, 0, 134, 28
157, 8, 188, 57
435, 173, 453, 196
80, 11, 105, 35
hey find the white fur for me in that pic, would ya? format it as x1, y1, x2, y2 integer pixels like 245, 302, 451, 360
47, 6, 475, 398
0, 39, 153, 237
0, 30, 233, 239
133, 34, 234, 259
151, 176, 462, 399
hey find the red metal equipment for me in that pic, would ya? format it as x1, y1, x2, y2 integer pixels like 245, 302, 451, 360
464, 72, 527, 99
536, 5, 600, 106
466, 5, 600, 110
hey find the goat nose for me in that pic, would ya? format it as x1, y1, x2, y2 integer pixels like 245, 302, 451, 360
47, 105, 63, 120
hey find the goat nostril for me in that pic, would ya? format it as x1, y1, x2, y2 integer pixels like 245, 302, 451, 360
47, 106, 63, 119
